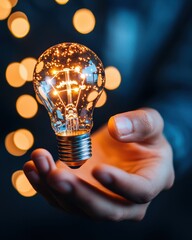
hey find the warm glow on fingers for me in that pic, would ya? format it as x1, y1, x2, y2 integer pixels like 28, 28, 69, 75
13, 129, 34, 150
95, 90, 107, 108
5, 132, 27, 156
16, 94, 38, 118
105, 66, 121, 90
12, 170, 37, 197
73, 8, 95, 34
21, 57, 37, 81
6, 62, 27, 87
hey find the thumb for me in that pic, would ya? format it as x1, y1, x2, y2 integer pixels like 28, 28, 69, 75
108, 108, 164, 143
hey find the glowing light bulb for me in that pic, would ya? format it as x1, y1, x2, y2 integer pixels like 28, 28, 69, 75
33, 42, 105, 168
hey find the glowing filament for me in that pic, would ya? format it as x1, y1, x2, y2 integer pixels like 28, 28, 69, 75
75, 66, 81, 72
56, 80, 78, 89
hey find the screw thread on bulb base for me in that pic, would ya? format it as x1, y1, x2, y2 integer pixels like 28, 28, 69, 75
56, 133, 92, 168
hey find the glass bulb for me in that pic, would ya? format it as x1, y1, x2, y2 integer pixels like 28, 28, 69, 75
33, 42, 105, 168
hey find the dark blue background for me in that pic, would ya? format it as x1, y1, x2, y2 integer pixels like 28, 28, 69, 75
0, 0, 192, 239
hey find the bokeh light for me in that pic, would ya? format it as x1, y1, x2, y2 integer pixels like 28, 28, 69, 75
0, 0, 12, 20
9, 0, 18, 7
87, 90, 98, 102
95, 90, 107, 108
21, 57, 37, 81
5, 132, 27, 156
0, 0, 12, 9
16, 94, 38, 118
35, 61, 44, 73
11, 18, 30, 38
6, 62, 27, 87
104, 66, 121, 90
13, 129, 34, 151
12, 170, 37, 197
55, 0, 69, 5
73, 8, 95, 34
8, 11, 27, 29
8, 11, 30, 38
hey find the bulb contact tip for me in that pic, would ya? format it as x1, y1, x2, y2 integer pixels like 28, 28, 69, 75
56, 133, 92, 168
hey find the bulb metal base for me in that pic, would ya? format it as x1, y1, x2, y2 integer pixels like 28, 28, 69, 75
56, 133, 92, 168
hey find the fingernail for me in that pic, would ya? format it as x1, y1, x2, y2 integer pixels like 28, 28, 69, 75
34, 156, 49, 174
114, 116, 133, 136
51, 181, 73, 194
95, 171, 113, 185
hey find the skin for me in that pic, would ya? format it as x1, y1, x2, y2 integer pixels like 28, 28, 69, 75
23, 108, 175, 221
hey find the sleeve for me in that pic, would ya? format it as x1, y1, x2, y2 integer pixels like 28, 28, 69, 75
148, 12, 192, 175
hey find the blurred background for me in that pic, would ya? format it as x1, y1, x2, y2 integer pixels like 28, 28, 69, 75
0, 0, 192, 239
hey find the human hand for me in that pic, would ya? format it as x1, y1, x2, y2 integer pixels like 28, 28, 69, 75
23, 108, 175, 221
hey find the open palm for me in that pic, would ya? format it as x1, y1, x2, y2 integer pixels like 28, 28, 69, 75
24, 108, 175, 221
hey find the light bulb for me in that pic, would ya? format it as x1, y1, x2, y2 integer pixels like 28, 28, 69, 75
33, 42, 105, 168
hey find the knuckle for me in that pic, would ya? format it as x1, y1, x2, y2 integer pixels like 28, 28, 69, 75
106, 211, 122, 222
134, 211, 146, 221
103, 208, 126, 222
102, 207, 147, 222
138, 188, 155, 203
166, 168, 175, 190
